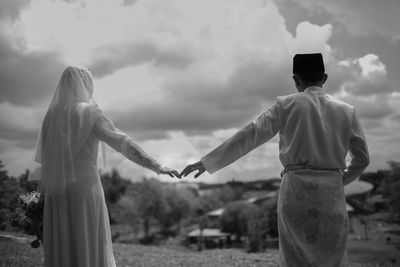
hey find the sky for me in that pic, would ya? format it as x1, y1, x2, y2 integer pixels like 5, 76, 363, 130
0, 0, 399, 183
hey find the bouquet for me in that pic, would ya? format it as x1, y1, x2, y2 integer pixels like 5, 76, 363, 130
9, 191, 44, 248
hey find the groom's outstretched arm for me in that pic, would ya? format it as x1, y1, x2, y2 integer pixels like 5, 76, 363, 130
181, 100, 281, 178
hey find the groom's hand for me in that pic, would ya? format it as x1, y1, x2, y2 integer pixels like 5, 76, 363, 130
180, 161, 206, 178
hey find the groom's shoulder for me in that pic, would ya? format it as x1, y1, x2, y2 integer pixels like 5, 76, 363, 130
325, 94, 354, 109
275, 92, 302, 105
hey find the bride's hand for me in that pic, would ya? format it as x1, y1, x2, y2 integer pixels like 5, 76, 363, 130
160, 166, 181, 179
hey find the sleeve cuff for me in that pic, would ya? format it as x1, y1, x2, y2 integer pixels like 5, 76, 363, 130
201, 156, 219, 174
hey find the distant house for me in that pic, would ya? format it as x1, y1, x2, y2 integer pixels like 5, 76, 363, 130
207, 208, 225, 218
186, 228, 231, 249
344, 180, 374, 196
246, 191, 277, 205
346, 202, 355, 213
344, 180, 375, 240
186, 192, 279, 249
206, 208, 224, 228
204, 192, 278, 228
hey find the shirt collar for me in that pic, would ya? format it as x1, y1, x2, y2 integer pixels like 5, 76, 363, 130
304, 86, 323, 93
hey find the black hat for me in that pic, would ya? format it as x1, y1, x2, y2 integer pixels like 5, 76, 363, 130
293, 53, 325, 74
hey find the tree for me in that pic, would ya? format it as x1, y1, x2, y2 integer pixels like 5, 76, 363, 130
220, 201, 250, 238
0, 161, 22, 230
220, 200, 270, 252
261, 194, 279, 238
101, 169, 130, 204
160, 187, 190, 234
360, 170, 387, 194
382, 161, 400, 221
242, 205, 265, 252
198, 193, 223, 213
134, 178, 167, 241
218, 184, 244, 204
118, 194, 141, 239
101, 169, 131, 223
18, 169, 38, 193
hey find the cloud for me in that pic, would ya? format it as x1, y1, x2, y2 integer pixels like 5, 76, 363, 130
87, 0, 302, 137
287, 21, 333, 57
1, 0, 399, 179
289, 0, 400, 40
327, 54, 397, 122
358, 54, 386, 82
333, 54, 396, 96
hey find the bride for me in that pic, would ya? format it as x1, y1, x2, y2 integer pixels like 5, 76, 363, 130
29, 66, 180, 267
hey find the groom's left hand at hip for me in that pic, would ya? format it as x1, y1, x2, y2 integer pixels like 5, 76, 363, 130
180, 161, 206, 178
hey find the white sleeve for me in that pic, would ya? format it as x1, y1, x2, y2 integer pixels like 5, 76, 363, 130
342, 109, 370, 185
93, 112, 162, 174
201, 101, 281, 174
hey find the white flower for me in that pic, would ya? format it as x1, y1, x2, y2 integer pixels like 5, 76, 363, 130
19, 191, 41, 205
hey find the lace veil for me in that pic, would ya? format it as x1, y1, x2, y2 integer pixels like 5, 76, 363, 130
29, 66, 104, 196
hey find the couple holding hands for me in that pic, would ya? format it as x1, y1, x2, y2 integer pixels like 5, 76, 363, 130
29, 53, 369, 267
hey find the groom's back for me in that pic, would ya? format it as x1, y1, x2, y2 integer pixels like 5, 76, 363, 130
277, 86, 354, 170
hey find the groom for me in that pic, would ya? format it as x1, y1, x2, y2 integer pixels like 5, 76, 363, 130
181, 53, 369, 185
181, 53, 370, 266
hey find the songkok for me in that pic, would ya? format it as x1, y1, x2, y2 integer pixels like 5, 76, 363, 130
293, 53, 325, 74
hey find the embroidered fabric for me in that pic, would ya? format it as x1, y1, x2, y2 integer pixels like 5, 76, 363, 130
278, 169, 348, 267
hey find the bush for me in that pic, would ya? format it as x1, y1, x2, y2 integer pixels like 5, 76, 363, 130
382, 162, 400, 221
0, 161, 23, 230
260, 195, 278, 238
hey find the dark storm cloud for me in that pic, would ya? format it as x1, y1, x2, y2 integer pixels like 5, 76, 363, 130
389, 113, 400, 124
0, 34, 66, 106
89, 42, 195, 78
0, 126, 37, 147
0, 0, 30, 21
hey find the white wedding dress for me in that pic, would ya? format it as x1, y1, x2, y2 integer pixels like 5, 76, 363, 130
29, 66, 162, 267
43, 104, 162, 267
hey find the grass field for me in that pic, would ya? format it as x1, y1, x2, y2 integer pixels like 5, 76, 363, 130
1, 232, 399, 267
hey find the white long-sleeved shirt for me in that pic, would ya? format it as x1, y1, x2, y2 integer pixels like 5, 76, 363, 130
201, 86, 369, 185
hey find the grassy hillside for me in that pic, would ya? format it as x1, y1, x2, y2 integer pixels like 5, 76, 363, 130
1, 232, 399, 267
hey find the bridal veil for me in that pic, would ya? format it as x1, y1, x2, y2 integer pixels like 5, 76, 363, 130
29, 66, 104, 196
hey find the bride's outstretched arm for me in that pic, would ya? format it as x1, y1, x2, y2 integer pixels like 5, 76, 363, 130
93, 110, 180, 178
